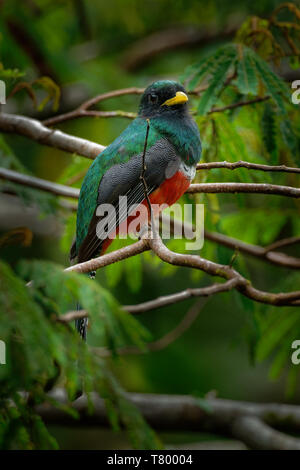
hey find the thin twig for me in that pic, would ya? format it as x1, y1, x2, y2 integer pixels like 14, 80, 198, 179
65, 239, 149, 274
187, 182, 300, 198
58, 279, 238, 320
79, 87, 144, 111
43, 109, 137, 126
196, 160, 300, 174
264, 235, 300, 253
123, 278, 239, 314
43, 87, 143, 126
209, 96, 270, 114
42, 89, 269, 126
204, 229, 300, 269
57, 309, 87, 323
94, 299, 207, 356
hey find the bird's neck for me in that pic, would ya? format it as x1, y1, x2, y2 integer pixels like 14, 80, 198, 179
150, 113, 201, 166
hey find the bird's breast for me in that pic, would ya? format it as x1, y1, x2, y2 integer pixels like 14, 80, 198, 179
149, 163, 194, 207
100, 164, 195, 255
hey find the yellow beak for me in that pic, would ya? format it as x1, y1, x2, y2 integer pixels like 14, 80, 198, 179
162, 91, 188, 106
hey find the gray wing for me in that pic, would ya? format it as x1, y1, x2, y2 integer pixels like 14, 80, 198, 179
76, 138, 181, 263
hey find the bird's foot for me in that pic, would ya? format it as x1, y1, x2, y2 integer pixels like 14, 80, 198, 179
138, 222, 152, 240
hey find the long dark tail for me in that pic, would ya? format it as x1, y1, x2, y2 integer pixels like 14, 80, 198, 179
75, 271, 96, 341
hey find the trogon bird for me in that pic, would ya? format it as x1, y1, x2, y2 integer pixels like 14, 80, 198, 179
70, 80, 202, 340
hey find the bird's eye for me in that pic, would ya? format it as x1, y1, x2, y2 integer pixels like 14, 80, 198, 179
148, 93, 158, 104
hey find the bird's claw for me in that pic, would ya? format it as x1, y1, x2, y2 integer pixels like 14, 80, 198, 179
138, 222, 152, 240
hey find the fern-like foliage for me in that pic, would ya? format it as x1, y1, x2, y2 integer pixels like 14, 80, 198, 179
236, 46, 259, 96
254, 273, 300, 399
0, 260, 161, 450
181, 44, 290, 115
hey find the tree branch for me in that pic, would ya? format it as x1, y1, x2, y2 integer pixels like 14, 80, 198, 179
36, 389, 300, 449
123, 278, 239, 314
66, 239, 149, 274
187, 182, 300, 198
1, 111, 299, 311
42, 87, 143, 126
43, 109, 137, 127
42, 89, 269, 126
2, 167, 299, 202
1, 113, 299, 181
0, 167, 80, 199
2, 167, 298, 277
231, 415, 300, 451
78, 87, 144, 111
0, 112, 104, 159
62, 232, 300, 308
57, 309, 87, 323
196, 160, 300, 174
148, 234, 300, 306
209, 96, 270, 114
264, 235, 300, 253
165, 216, 300, 270
204, 229, 300, 270
93, 299, 207, 356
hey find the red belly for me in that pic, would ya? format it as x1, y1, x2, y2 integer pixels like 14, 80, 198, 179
100, 171, 190, 254
148, 170, 191, 207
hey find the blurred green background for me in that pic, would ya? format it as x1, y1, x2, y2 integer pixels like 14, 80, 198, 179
0, 0, 300, 449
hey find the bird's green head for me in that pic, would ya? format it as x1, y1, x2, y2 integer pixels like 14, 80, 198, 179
138, 80, 189, 118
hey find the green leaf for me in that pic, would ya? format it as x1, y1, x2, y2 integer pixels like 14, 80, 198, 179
0, 257, 159, 449
124, 253, 142, 293
253, 54, 289, 114
17, 259, 149, 350
261, 102, 278, 162
182, 45, 236, 92
31, 415, 59, 450
60, 212, 77, 254
57, 155, 90, 187
256, 309, 300, 362
197, 50, 237, 115
280, 120, 298, 156
236, 48, 258, 95
220, 209, 287, 246
115, 392, 163, 450
269, 335, 295, 380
